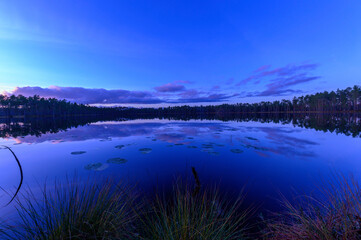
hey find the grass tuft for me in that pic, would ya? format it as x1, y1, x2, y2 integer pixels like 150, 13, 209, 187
265, 173, 361, 240
139, 180, 251, 240
1, 177, 140, 240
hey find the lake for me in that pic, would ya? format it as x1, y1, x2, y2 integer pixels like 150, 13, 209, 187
1, 114, 361, 218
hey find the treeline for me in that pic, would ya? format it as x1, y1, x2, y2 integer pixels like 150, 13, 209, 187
1, 85, 360, 119
0, 95, 117, 118
121, 85, 361, 117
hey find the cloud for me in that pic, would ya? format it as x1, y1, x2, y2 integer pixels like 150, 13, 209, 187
154, 80, 190, 93
9, 86, 163, 104
171, 90, 239, 103
238, 63, 321, 97
7, 85, 235, 105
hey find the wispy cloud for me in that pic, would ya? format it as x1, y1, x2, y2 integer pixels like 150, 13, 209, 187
7, 84, 235, 105
154, 82, 186, 93
238, 63, 321, 97
9, 86, 163, 104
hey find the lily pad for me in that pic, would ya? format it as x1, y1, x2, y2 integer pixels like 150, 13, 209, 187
230, 149, 243, 154
115, 145, 125, 149
246, 137, 258, 141
202, 143, 214, 149
107, 158, 127, 164
84, 163, 109, 171
187, 145, 198, 149
243, 144, 268, 151
208, 151, 220, 155
99, 138, 112, 142
139, 148, 152, 154
71, 151, 86, 155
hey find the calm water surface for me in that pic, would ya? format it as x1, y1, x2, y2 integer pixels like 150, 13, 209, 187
1, 118, 361, 216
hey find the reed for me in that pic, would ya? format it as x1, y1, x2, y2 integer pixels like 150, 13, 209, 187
139, 180, 251, 240
264, 173, 361, 239
1, 177, 140, 240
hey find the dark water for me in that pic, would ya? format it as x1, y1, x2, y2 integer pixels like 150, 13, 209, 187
1, 115, 361, 217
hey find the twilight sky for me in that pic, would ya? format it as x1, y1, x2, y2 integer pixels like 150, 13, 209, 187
0, 0, 360, 106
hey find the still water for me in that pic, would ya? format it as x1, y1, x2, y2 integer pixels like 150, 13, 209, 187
1, 117, 361, 217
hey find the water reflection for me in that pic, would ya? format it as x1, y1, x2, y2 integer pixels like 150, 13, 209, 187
1, 113, 360, 139
1, 115, 361, 216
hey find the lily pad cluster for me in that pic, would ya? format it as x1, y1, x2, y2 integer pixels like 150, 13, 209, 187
230, 149, 243, 154
84, 163, 109, 171
107, 158, 127, 164
139, 148, 152, 154
71, 151, 86, 155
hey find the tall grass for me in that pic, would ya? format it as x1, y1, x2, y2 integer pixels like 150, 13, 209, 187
139, 181, 251, 240
1, 178, 140, 240
265, 173, 361, 240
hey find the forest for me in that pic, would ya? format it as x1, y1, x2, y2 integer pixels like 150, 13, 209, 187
0, 94, 115, 118
0, 85, 360, 118
120, 85, 361, 117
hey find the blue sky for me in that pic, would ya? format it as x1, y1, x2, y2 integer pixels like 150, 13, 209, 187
0, 0, 360, 106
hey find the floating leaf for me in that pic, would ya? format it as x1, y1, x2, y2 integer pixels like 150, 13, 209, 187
208, 151, 219, 155
187, 146, 198, 149
99, 138, 112, 142
202, 143, 214, 149
115, 145, 125, 149
84, 163, 108, 171
139, 148, 152, 154
243, 144, 268, 151
230, 149, 243, 154
246, 137, 258, 141
107, 158, 127, 164
71, 151, 86, 155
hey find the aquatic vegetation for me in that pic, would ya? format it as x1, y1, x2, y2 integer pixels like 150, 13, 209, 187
84, 163, 108, 171
151, 139, 157, 141
243, 144, 268, 151
246, 137, 258, 141
166, 145, 173, 147
139, 148, 152, 154
139, 182, 250, 240
187, 137, 194, 139
265, 173, 361, 240
202, 143, 214, 149
230, 149, 243, 154
201, 148, 214, 153
115, 144, 125, 149
99, 138, 112, 142
0, 179, 140, 239
107, 158, 127, 164
1, 146, 23, 206
70, 151, 86, 155
208, 151, 220, 155
187, 145, 198, 149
